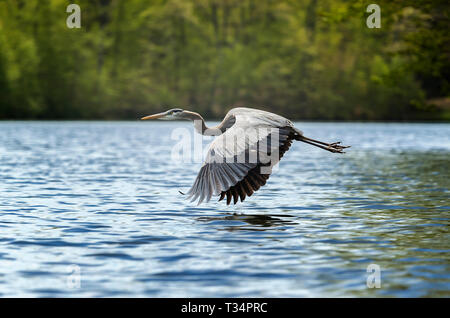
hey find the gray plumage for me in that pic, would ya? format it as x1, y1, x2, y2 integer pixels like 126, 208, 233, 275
141, 107, 349, 205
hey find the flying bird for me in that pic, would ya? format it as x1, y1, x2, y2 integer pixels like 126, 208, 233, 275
141, 107, 349, 205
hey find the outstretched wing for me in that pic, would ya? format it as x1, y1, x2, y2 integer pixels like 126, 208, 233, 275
186, 109, 300, 205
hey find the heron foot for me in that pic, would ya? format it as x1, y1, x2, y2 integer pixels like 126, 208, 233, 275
328, 141, 351, 153
298, 135, 350, 153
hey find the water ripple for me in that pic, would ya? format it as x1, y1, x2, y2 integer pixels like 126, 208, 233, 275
0, 121, 449, 297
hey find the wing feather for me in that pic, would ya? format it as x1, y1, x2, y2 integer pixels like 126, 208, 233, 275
186, 108, 297, 205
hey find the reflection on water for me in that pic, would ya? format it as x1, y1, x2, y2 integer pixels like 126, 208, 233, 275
0, 121, 448, 297
198, 213, 296, 231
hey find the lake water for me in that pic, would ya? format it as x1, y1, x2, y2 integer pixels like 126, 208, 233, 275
0, 121, 449, 297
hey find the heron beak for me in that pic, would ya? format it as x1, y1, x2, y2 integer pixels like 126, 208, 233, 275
141, 112, 167, 120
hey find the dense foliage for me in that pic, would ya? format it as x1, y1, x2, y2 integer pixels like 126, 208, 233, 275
0, 0, 448, 120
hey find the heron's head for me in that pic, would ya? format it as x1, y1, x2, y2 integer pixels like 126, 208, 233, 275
140, 108, 187, 121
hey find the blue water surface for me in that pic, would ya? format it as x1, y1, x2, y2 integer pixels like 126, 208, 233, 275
0, 121, 449, 297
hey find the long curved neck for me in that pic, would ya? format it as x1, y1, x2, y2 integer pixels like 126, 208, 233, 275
184, 111, 219, 136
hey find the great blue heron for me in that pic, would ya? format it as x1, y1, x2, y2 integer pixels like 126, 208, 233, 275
141, 107, 349, 205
